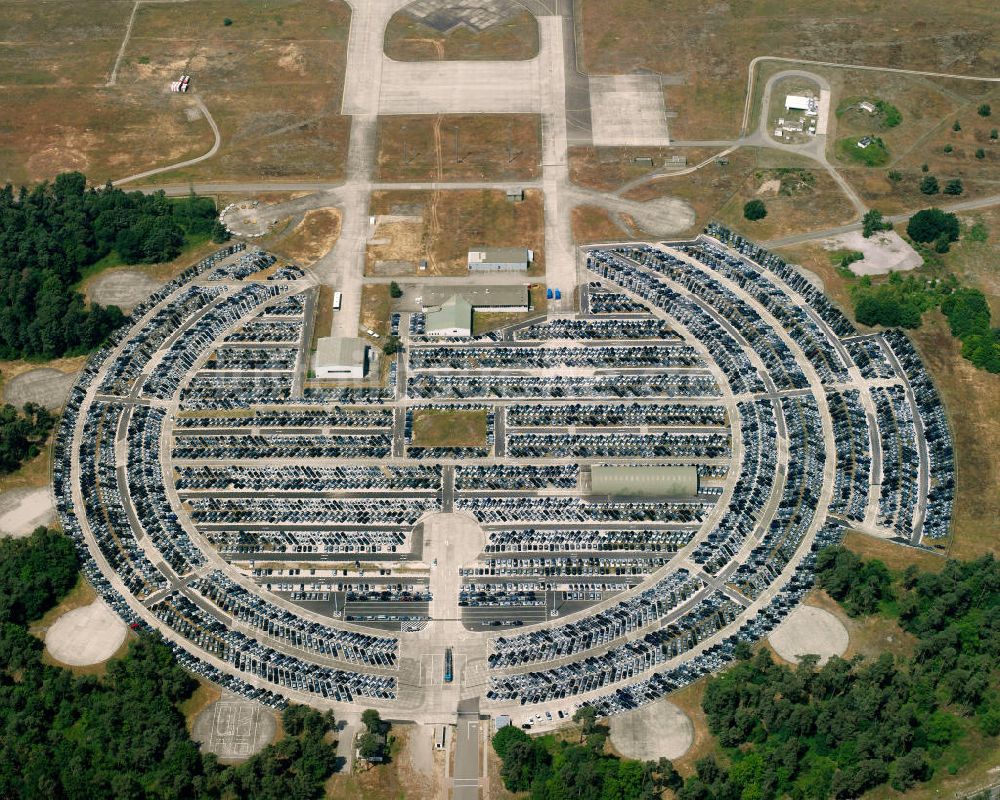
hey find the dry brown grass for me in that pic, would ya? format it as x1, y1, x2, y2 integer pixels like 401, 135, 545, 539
411, 408, 488, 448
578, 0, 1000, 140
715, 166, 857, 240
568, 146, 721, 192
0, 0, 353, 185
0, 1, 133, 86
0, 87, 215, 186
666, 678, 724, 778
180, 677, 224, 733
326, 726, 439, 800
311, 285, 334, 350
367, 189, 546, 277
360, 284, 392, 339
806, 589, 918, 662
842, 530, 946, 573
383, 9, 538, 61
376, 114, 540, 182
571, 205, 628, 243
909, 312, 1000, 560
269, 208, 341, 266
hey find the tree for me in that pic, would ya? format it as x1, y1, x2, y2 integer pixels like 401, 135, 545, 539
743, 199, 767, 221
499, 739, 550, 792
887, 169, 903, 182
388, 281, 403, 299
944, 178, 964, 195
382, 335, 403, 356
919, 175, 939, 195
358, 732, 383, 760
992, 128, 999, 140
361, 708, 383, 735
943, 143, 953, 153
862, 209, 891, 238
223, 17, 233, 25
976, 148, 986, 159
953, 120, 962, 131
907, 208, 960, 244
211, 220, 230, 243
492, 725, 530, 760
573, 705, 599, 736
978, 103, 992, 117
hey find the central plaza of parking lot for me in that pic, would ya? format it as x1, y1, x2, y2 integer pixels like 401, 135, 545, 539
53, 225, 952, 729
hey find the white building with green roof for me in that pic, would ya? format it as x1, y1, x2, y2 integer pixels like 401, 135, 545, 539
425, 295, 473, 337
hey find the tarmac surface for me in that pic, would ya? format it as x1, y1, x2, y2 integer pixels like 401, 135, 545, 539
3, 368, 78, 410
192, 693, 278, 762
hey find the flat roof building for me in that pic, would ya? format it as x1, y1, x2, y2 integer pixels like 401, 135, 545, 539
467, 247, 532, 272
425, 295, 473, 338
785, 95, 818, 115
590, 465, 699, 498
314, 336, 368, 380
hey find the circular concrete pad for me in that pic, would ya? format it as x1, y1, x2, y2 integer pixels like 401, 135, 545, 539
3, 368, 78, 410
192, 694, 277, 762
608, 699, 694, 761
88, 269, 165, 312
768, 605, 848, 665
45, 599, 127, 665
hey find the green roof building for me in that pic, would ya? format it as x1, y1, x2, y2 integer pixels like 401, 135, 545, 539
425, 294, 473, 337
590, 465, 698, 498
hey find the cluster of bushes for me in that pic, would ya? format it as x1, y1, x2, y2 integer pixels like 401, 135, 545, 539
941, 287, 1000, 372
0, 172, 221, 359
0, 528, 340, 800
852, 271, 949, 329
0, 402, 56, 474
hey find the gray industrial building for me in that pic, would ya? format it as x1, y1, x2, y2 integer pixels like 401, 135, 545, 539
314, 336, 369, 379
590, 465, 699, 498
467, 247, 532, 272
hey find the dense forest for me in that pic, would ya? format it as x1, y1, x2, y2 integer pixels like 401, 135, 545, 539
0, 402, 56, 474
492, 548, 1000, 800
0, 172, 221, 359
0, 528, 339, 800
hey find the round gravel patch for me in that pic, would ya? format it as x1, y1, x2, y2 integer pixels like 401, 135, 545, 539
768, 604, 849, 665
608, 699, 694, 761
45, 600, 127, 666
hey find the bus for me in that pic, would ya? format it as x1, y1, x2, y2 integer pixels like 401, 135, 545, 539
333, 291, 342, 310
444, 648, 453, 683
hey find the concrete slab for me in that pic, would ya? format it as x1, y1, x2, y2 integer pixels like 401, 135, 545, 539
3, 367, 78, 410
821, 230, 922, 276
768, 604, 849, 665
0, 487, 56, 538
87, 269, 165, 313
192, 693, 278, 762
379, 59, 542, 113
589, 75, 670, 147
608, 698, 693, 760
44, 599, 127, 666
